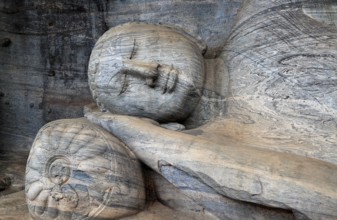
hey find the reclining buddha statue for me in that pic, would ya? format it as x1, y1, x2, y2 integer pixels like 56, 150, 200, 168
25, 1, 337, 219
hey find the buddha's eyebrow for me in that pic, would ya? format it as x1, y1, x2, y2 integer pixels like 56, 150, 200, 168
129, 39, 137, 60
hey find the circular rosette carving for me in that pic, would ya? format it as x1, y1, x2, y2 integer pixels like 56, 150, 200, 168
25, 118, 145, 220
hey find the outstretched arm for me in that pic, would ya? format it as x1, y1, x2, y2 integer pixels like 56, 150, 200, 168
85, 111, 337, 219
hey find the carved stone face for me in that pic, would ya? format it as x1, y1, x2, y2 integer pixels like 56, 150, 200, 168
88, 23, 205, 122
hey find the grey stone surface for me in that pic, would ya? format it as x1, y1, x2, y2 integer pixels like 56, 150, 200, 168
2, 0, 337, 219
88, 23, 205, 122
158, 161, 294, 220
104, 0, 243, 57
25, 118, 145, 220
218, 0, 337, 165
83, 1, 337, 218
86, 110, 337, 220
0, 0, 107, 151
0, 0, 243, 151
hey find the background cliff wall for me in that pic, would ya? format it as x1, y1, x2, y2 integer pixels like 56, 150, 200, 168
0, 0, 243, 151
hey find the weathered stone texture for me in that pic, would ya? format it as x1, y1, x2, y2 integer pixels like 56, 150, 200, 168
85, 110, 337, 219
26, 118, 145, 220
218, 0, 337, 165
0, 0, 243, 151
88, 23, 206, 122
3, 0, 337, 220
104, 0, 243, 57
0, 0, 107, 151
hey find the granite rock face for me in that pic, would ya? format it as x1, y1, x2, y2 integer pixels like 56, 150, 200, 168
86, 110, 337, 220
0, 0, 107, 151
0, 0, 243, 151
84, 0, 337, 219
218, 0, 337, 165
2, 0, 337, 220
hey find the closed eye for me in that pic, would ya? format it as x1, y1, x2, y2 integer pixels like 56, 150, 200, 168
118, 72, 128, 95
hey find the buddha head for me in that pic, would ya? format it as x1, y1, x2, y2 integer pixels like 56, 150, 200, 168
88, 22, 206, 122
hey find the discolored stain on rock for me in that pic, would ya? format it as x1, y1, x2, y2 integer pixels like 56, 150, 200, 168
1, 38, 11, 47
